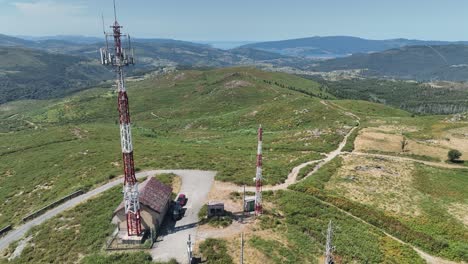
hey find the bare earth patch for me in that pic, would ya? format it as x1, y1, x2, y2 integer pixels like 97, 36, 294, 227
326, 154, 423, 217
224, 80, 252, 89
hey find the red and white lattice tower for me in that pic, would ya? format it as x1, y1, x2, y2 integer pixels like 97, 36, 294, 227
255, 125, 263, 215
100, 1, 141, 236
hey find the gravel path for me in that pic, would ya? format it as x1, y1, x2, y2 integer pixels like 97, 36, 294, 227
150, 170, 215, 264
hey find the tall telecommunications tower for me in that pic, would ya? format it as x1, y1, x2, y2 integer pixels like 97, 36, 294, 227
100, 0, 141, 236
255, 125, 263, 215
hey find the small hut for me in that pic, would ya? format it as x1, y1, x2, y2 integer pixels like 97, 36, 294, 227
207, 201, 225, 217
112, 177, 172, 234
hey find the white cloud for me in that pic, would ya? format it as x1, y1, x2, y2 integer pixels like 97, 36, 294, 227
12, 0, 87, 16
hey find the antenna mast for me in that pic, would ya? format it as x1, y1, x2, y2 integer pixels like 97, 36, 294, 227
100, 1, 141, 237
255, 125, 263, 216
325, 220, 335, 264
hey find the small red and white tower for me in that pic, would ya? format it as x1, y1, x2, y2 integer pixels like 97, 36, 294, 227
100, 1, 141, 236
255, 125, 263, 215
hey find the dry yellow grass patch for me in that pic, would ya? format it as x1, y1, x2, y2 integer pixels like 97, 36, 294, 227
354, 125, 468, 161
207, 180, 243, 213
326, 155, 423, 216
447, 202, 468, 227
440, 127, 468, 157
171, 175, 182, 195
355, 129, 403, 153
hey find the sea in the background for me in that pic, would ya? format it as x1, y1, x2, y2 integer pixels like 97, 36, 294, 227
195, 41, 257, 50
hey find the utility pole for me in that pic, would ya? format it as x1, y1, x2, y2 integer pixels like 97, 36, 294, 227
255, 125, 263, 216
100, 0, 141, 237
325, 220, 334, 264
187, 234, 193, 264
240, 233, 244, 264
242, 185, 246, 223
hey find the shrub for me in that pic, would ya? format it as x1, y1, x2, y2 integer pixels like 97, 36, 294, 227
448, 149, 462, 162
198, 204, 208, 221
199, 238, 234, 264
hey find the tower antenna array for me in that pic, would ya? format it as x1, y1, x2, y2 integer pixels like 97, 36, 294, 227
100, 0, 141, 236
255, 125, 263, 215
325, 220, 335, 264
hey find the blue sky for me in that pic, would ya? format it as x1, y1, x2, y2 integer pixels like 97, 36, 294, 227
1, 0, 468, 41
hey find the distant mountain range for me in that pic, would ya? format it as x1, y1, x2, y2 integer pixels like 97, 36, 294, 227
15, 35, 103, 44
0, 34, 315, 103
241, 36, 468, 58
3, 33, 468, 104
311, 44, 468, 81
0, 34, 306, 69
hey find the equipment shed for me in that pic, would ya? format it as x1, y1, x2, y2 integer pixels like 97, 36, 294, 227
113, 177, 172, 233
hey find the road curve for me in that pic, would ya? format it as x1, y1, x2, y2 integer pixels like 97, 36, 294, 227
0, 169, 216, 253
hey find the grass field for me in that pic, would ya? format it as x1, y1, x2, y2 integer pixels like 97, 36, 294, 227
0, 67, 352, 229
1, 67, 467, 263
292, 154, 468, 261
247, 190, 425, 264
1, 187, 124, 263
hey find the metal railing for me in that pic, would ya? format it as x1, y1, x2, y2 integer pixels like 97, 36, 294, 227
22, 190, 84, 222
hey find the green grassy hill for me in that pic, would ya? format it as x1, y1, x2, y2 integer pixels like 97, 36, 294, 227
1, 67, 466, 263
0, 67, 352, 227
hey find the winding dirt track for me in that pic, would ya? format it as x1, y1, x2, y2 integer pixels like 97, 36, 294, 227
218, 101, 465, 264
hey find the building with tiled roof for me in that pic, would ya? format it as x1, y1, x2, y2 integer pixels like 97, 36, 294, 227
112, 177, 172, 233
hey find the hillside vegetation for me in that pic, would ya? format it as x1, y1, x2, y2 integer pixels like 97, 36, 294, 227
1, 67, 466, 263
311, 77, 468, 114
0, 47, 111, 104
0, 67, 353, 226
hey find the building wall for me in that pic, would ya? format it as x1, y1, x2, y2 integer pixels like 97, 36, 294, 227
154, 200, 171, 230
112, 200, 171, 232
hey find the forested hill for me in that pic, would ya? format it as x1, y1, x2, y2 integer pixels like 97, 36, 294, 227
312, 44, 468, 81
0, 34, 319, 104
308, 77, 468, 115
241, 36, 468, 58
0, 47, 112, 104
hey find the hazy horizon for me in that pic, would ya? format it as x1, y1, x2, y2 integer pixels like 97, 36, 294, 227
2, 0, 468, 42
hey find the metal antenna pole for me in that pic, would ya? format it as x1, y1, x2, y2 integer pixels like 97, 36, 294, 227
113, 0, 117, 22
240, 233, 244, 264
101, 13, 106, 34
242, 185, 246, 222
325, 220, 334, 264
187, 234, 193, 264
255, 125, 263, 216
